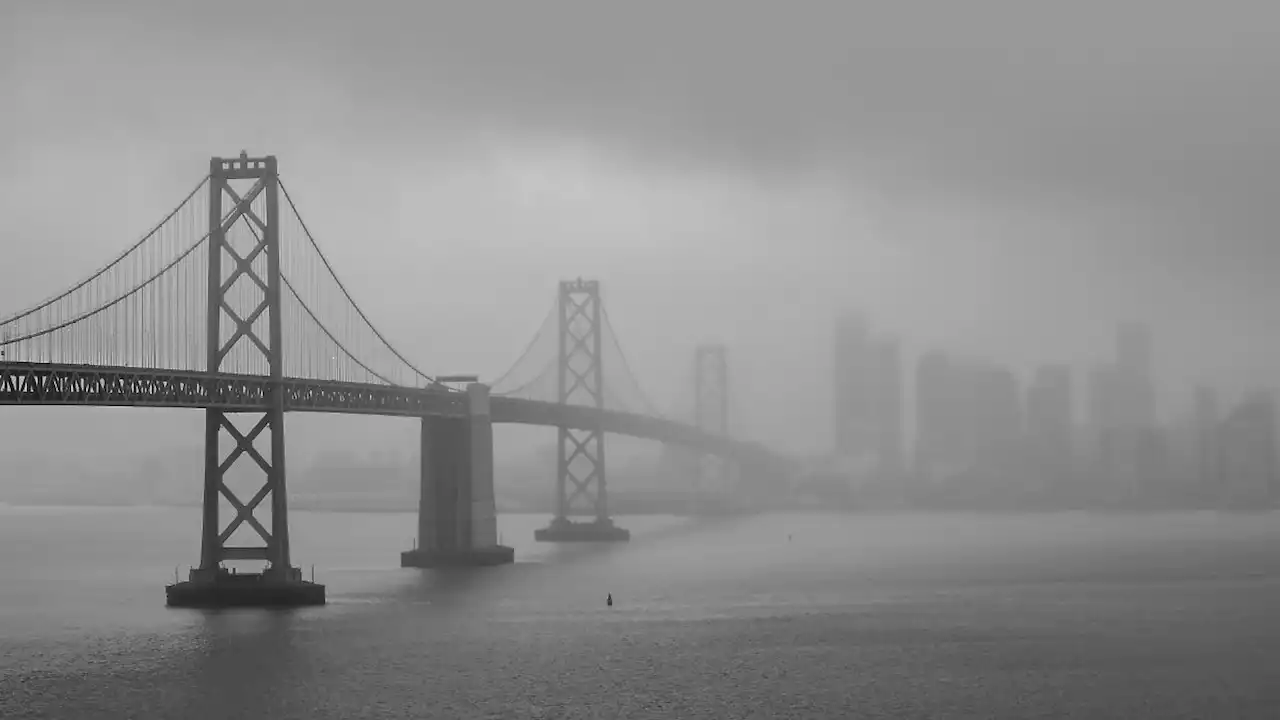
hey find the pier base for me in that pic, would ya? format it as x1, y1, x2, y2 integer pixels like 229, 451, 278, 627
165, 567, 325, 608
400, 545, 516, 568
534, 518, 631, 542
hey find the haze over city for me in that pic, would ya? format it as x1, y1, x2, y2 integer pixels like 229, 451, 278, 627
5, 0, 1280, 476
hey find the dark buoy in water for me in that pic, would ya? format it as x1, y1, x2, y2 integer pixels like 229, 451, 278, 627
607, 593, 613, 607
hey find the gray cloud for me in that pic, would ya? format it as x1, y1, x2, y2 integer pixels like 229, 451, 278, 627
46, 0, 1267, 280
12, 2, 1280, 226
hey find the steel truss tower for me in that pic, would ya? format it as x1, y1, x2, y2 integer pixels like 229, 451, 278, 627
555, 278, 608, 521
198, 152, 297, 579
693, 343, 732, 488
535, 278, 629, 541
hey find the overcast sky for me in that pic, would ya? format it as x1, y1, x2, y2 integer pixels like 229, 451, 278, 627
2, 0, 1279, 463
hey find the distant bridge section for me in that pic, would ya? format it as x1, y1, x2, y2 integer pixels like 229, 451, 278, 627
0, 361, 791, 472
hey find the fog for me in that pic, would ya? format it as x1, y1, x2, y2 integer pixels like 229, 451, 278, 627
3, 0, 1280, 468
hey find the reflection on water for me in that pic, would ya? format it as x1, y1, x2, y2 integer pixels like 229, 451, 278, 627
2, 507, 1279, 718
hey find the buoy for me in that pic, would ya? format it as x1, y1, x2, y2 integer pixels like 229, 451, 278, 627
606, 593, 613, 607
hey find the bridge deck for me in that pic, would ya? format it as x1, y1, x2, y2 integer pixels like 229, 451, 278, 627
0, 362, 783, 466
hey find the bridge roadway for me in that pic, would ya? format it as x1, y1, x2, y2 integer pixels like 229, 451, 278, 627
0, 361, 788, 469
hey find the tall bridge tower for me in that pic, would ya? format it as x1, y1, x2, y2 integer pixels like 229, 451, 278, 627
686, 343, 741, 514
170, 152, 324, 606
694, 343, 732, 484
535, 279, 630, 541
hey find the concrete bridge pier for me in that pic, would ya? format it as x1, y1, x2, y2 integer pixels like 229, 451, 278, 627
401, 384, 515, 567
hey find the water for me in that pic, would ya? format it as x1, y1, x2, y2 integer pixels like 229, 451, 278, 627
1, 506, 1278, 718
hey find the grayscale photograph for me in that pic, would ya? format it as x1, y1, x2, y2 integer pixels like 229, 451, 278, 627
1, 1, 1278, 717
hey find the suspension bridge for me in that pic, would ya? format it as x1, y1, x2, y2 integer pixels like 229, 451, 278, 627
0, 153, 794, 606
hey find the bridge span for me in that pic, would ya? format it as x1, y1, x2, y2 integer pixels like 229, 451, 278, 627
0, 153, 793, 607
0, 361, 787, 465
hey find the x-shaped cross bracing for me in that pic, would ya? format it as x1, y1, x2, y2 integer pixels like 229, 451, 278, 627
560, 296, 601, 404
562, 428, 602, 510
215, 180, 272, 364
215, 414, 275, 547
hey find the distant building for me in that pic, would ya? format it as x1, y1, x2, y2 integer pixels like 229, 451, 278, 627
1193, 386, 1220, 499
1117, 322, 1152, 380
1086, 365, 1118, 433
832, 312, 874, 459
1216, 392, 1278, 508
1084, 365, 1112, 501
1085, 323, 1159, 503
912, 350, 1024, 499
1113, 322, 1156, 429
961, 361, 1024, 498
1135, 426, 1172, 503
914, 350, 956, 481
982, 364, 1023, 454
869, 338, 905, 476
832, 313, 904, 479
1026, 365, 1073, 500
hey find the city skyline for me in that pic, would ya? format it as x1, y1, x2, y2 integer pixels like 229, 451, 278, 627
831, 310, 1278, 509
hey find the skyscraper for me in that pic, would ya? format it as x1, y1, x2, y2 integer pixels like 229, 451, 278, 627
832, 312, 873, 459
832, 313, 905, 478
1086, 364, 1123, 503
985, 364, 1024, 454
1193, 386, 1220, 499
1087, 365, 1118, 433
1217, 392, 1278, 508
1086, 323, 1159, 503
959, 361, 1023, 496
1114, 322, 1155, 428
914, 350, 952, 480
869, 338, 904, 475
1026, 365, 1073, 500
1117, 322, 1152, 379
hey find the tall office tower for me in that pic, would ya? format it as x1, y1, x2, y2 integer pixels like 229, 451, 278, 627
914, 350, 952, 479
869, 338, 905, 475
1026, 365, 1073, 499
1213, 392, 1274, 504
1087, 365, 1118, 432
1117, 322, 1152, 378
1109, 323, 1157, 502
1086, 364, 1124, 502
987, 364, 1024, 452
965, 362, 1023, 490
1217, 392, 1279, 507
1114, 322, 1156, 428
833, 313, 906, 478
944, 356, 983, 470
1135, 426, 1172, 503
832, 312, 873, 460
1193, 386, 1220, 500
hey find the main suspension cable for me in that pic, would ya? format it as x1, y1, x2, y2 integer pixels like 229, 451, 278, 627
278, 179, 435, 385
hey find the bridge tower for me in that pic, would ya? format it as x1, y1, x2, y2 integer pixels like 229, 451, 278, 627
694, 343, 731, 479
167, 153, 323, 606
689, 343, 738, 513
535, 279, 630, 542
